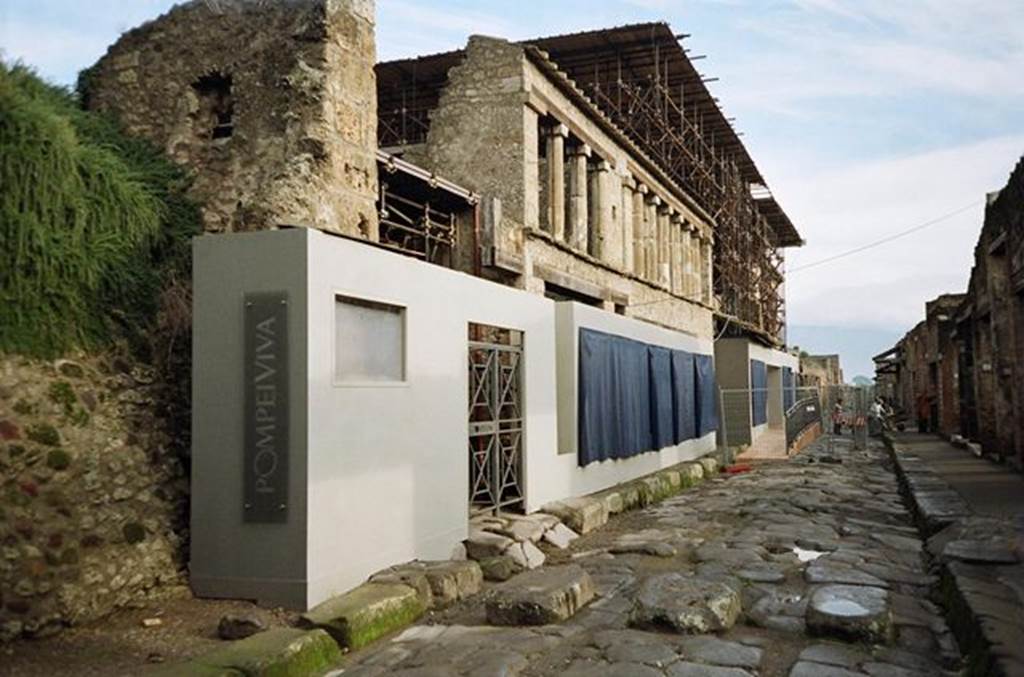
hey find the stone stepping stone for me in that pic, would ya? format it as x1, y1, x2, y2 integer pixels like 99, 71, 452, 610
629, 573, 740, 634
736, 565, 786, 583
485, 564, 595, 626
806, 584, 892, 644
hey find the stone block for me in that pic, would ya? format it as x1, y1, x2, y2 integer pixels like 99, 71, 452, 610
698, 456, 719, 477
541, 497, 608, 534
154, 628, 341, 676
678, 462, 705, 486
300, 582, 424, 650
505, 540, 546, 570
806, 584, 893, 644
619, 484, 643, 510
479, 556, 518, 582
486, 564, 595, 625
629, 573, 740, 633
465, 530, 515, 560
421, 560, 483, 606
369, 566, 433, 609
603, 491, 625, 514
543, 523, 579, 550
662, 469, 682, 491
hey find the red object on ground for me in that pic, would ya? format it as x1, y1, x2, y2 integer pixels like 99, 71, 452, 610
725, 464, 753, 474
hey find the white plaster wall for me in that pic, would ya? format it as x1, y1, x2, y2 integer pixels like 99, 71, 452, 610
304, 229, 557, 605
527, 302, 716, 512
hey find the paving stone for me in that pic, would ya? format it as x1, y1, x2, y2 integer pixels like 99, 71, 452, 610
667, 662, 753, 677
806, 584, 893, 644
543, 522, 579, 549
542, 497, 609, 534
788, 661, 864, 677
629, 573, 741, 634
805, 560, 889, 588
609, 540, 677, 557
300, 582, 425, 649
678, 636, 763, 669
736, 565, 786, 583
604, 640, 679, 667
486, 564, 595, 626
488, 518, 547, 543
460, 649, 529, 677
465, 530, 515, 560
797, 642, 868, 668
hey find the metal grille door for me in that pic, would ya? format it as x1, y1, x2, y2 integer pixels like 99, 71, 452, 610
468, 324, 524, 512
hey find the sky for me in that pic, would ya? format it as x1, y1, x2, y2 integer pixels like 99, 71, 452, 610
3, 0, 1023, 378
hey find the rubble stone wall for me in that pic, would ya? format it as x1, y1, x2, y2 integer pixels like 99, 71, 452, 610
84, 0, 378, 237
0, 354, 188, 641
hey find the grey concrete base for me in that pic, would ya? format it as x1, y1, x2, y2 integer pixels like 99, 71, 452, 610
191, 573, 309, 611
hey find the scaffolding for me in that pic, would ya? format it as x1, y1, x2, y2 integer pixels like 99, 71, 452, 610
375, 24, 802, 343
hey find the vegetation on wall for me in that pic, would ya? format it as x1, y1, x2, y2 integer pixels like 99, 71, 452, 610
0, 61, 201, 358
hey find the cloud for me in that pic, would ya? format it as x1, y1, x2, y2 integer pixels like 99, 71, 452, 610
782, 133, 1024, 330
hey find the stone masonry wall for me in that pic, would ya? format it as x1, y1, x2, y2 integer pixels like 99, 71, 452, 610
0, 354, 188, 641
424, 36, 530, 269
85, 0, 378, 237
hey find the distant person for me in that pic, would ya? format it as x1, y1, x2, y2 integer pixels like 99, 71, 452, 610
868, 398, 884, 436
832, 398, 845, 435
916, 393, 929, 433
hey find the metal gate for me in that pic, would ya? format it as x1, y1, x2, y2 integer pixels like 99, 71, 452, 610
468, 324, 524, 512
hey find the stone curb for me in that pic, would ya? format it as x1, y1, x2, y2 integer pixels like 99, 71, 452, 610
542, 454, 719, 534
883, 433, 1024, 677
299, 581, 426, 651
150, 627, 342, 676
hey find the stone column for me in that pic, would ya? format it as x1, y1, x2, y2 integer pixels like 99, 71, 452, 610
633, 184, 648, 276
671, 213, 684, 295
657, 203, 671, 288
589, 159, 614, 260
621, 173, 636, 274
567, 143, 591, 252
681, 223, 694, 299
645, 194, 660, 282
702, 237, 714, 305
544, 123, 568, 240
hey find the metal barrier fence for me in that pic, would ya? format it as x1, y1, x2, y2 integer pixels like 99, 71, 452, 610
822, 384, 876, 450
785, 387, 823, 448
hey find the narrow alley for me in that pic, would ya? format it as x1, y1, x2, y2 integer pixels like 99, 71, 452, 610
340, 437, 959, 677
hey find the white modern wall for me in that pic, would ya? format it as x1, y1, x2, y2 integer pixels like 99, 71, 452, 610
529, 302, 716, 512
303, 229, 557, 605
193, 227, 723, 610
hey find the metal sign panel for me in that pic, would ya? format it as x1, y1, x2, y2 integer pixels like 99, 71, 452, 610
243, 291, 289, 523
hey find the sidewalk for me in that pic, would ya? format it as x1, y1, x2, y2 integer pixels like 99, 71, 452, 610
887, 432, 1024, 676
891, 432, 1024, 521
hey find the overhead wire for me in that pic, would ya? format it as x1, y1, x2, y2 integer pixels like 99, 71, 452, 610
787, 199, 984, 274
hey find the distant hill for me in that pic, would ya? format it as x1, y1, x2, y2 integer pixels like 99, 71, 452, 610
851, 375, 874, 386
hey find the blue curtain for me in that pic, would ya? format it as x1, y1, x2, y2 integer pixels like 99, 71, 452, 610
648, 345, 675, 451
671, 350, 696, 443
695, 353, 718, 437
578, 329, 713, 466
751, 359, 768, 426
578, 329, 651, 464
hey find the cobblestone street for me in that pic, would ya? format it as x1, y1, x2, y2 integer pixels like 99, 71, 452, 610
341, 438, 959, 677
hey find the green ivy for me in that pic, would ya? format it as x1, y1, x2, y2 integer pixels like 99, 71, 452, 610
0, 61, 201, 357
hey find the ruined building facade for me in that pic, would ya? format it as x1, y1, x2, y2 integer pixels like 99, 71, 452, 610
376, 25, 802, 344
876, 157, 1024, 471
